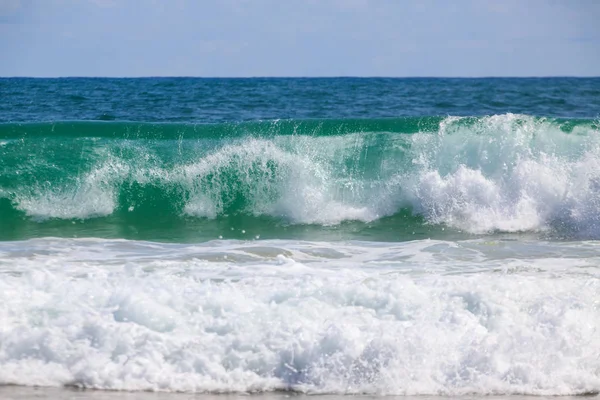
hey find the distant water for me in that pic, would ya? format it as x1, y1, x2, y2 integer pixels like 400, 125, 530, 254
0, 78, 599, 395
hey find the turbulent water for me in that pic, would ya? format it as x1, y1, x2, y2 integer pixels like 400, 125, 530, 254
0, 77, 599, 395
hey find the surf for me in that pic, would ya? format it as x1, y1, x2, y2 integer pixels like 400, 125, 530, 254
1, 114, 600, 241
0, 237, 598, 394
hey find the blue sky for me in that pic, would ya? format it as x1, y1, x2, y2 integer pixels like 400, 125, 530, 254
0, 0, 599, 77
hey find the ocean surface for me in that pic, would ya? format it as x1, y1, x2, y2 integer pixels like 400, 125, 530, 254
0, 77, 599, 396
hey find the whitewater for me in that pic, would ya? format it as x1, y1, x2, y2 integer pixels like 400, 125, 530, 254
1, 77, 599, 397
1, 238, 599, 395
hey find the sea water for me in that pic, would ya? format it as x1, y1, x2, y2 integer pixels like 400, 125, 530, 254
0, 77, 599, 395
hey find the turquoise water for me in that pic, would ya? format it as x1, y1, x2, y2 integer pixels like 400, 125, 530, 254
0, 78, 599, 395
1, 78, 600, 242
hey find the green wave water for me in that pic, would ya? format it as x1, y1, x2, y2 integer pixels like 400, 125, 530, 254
1, 116, 593, 140
4, 79, 600, 396
1, 114, 600, 242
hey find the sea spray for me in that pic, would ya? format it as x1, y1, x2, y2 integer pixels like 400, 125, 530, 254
2, 78, 600, 396
1, 114, 600, 241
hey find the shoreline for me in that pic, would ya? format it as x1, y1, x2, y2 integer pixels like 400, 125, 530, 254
1, 386, 598, 400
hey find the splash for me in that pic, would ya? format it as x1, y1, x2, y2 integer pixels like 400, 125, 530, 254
1, 114, 600, 240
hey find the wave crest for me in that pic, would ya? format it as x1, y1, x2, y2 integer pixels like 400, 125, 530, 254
2, 114, 600, 238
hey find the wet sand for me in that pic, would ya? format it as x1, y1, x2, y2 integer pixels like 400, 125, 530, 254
1, 386, 598, 400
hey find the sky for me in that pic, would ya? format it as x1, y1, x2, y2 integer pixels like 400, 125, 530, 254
0, 0, 599, 77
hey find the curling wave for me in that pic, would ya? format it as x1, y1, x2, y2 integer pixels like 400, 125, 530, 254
1, 114, 600, 241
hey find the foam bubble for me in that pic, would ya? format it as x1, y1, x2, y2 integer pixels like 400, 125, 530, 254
0, 238, 598, 394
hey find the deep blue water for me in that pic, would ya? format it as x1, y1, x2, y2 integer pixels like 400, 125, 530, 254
1, 77, 599, 123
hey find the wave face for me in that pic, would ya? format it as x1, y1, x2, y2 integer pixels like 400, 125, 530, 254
0, 238, 599, 394
2, 114, 600, 241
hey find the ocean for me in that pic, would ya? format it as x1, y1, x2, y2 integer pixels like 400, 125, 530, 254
0, 77, 599, 397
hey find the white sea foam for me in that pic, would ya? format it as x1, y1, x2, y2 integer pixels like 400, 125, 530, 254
404, 114, 600, 235
0, 238, 598, 394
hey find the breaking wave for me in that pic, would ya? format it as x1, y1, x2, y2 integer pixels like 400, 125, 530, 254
1, 114, 600, 240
